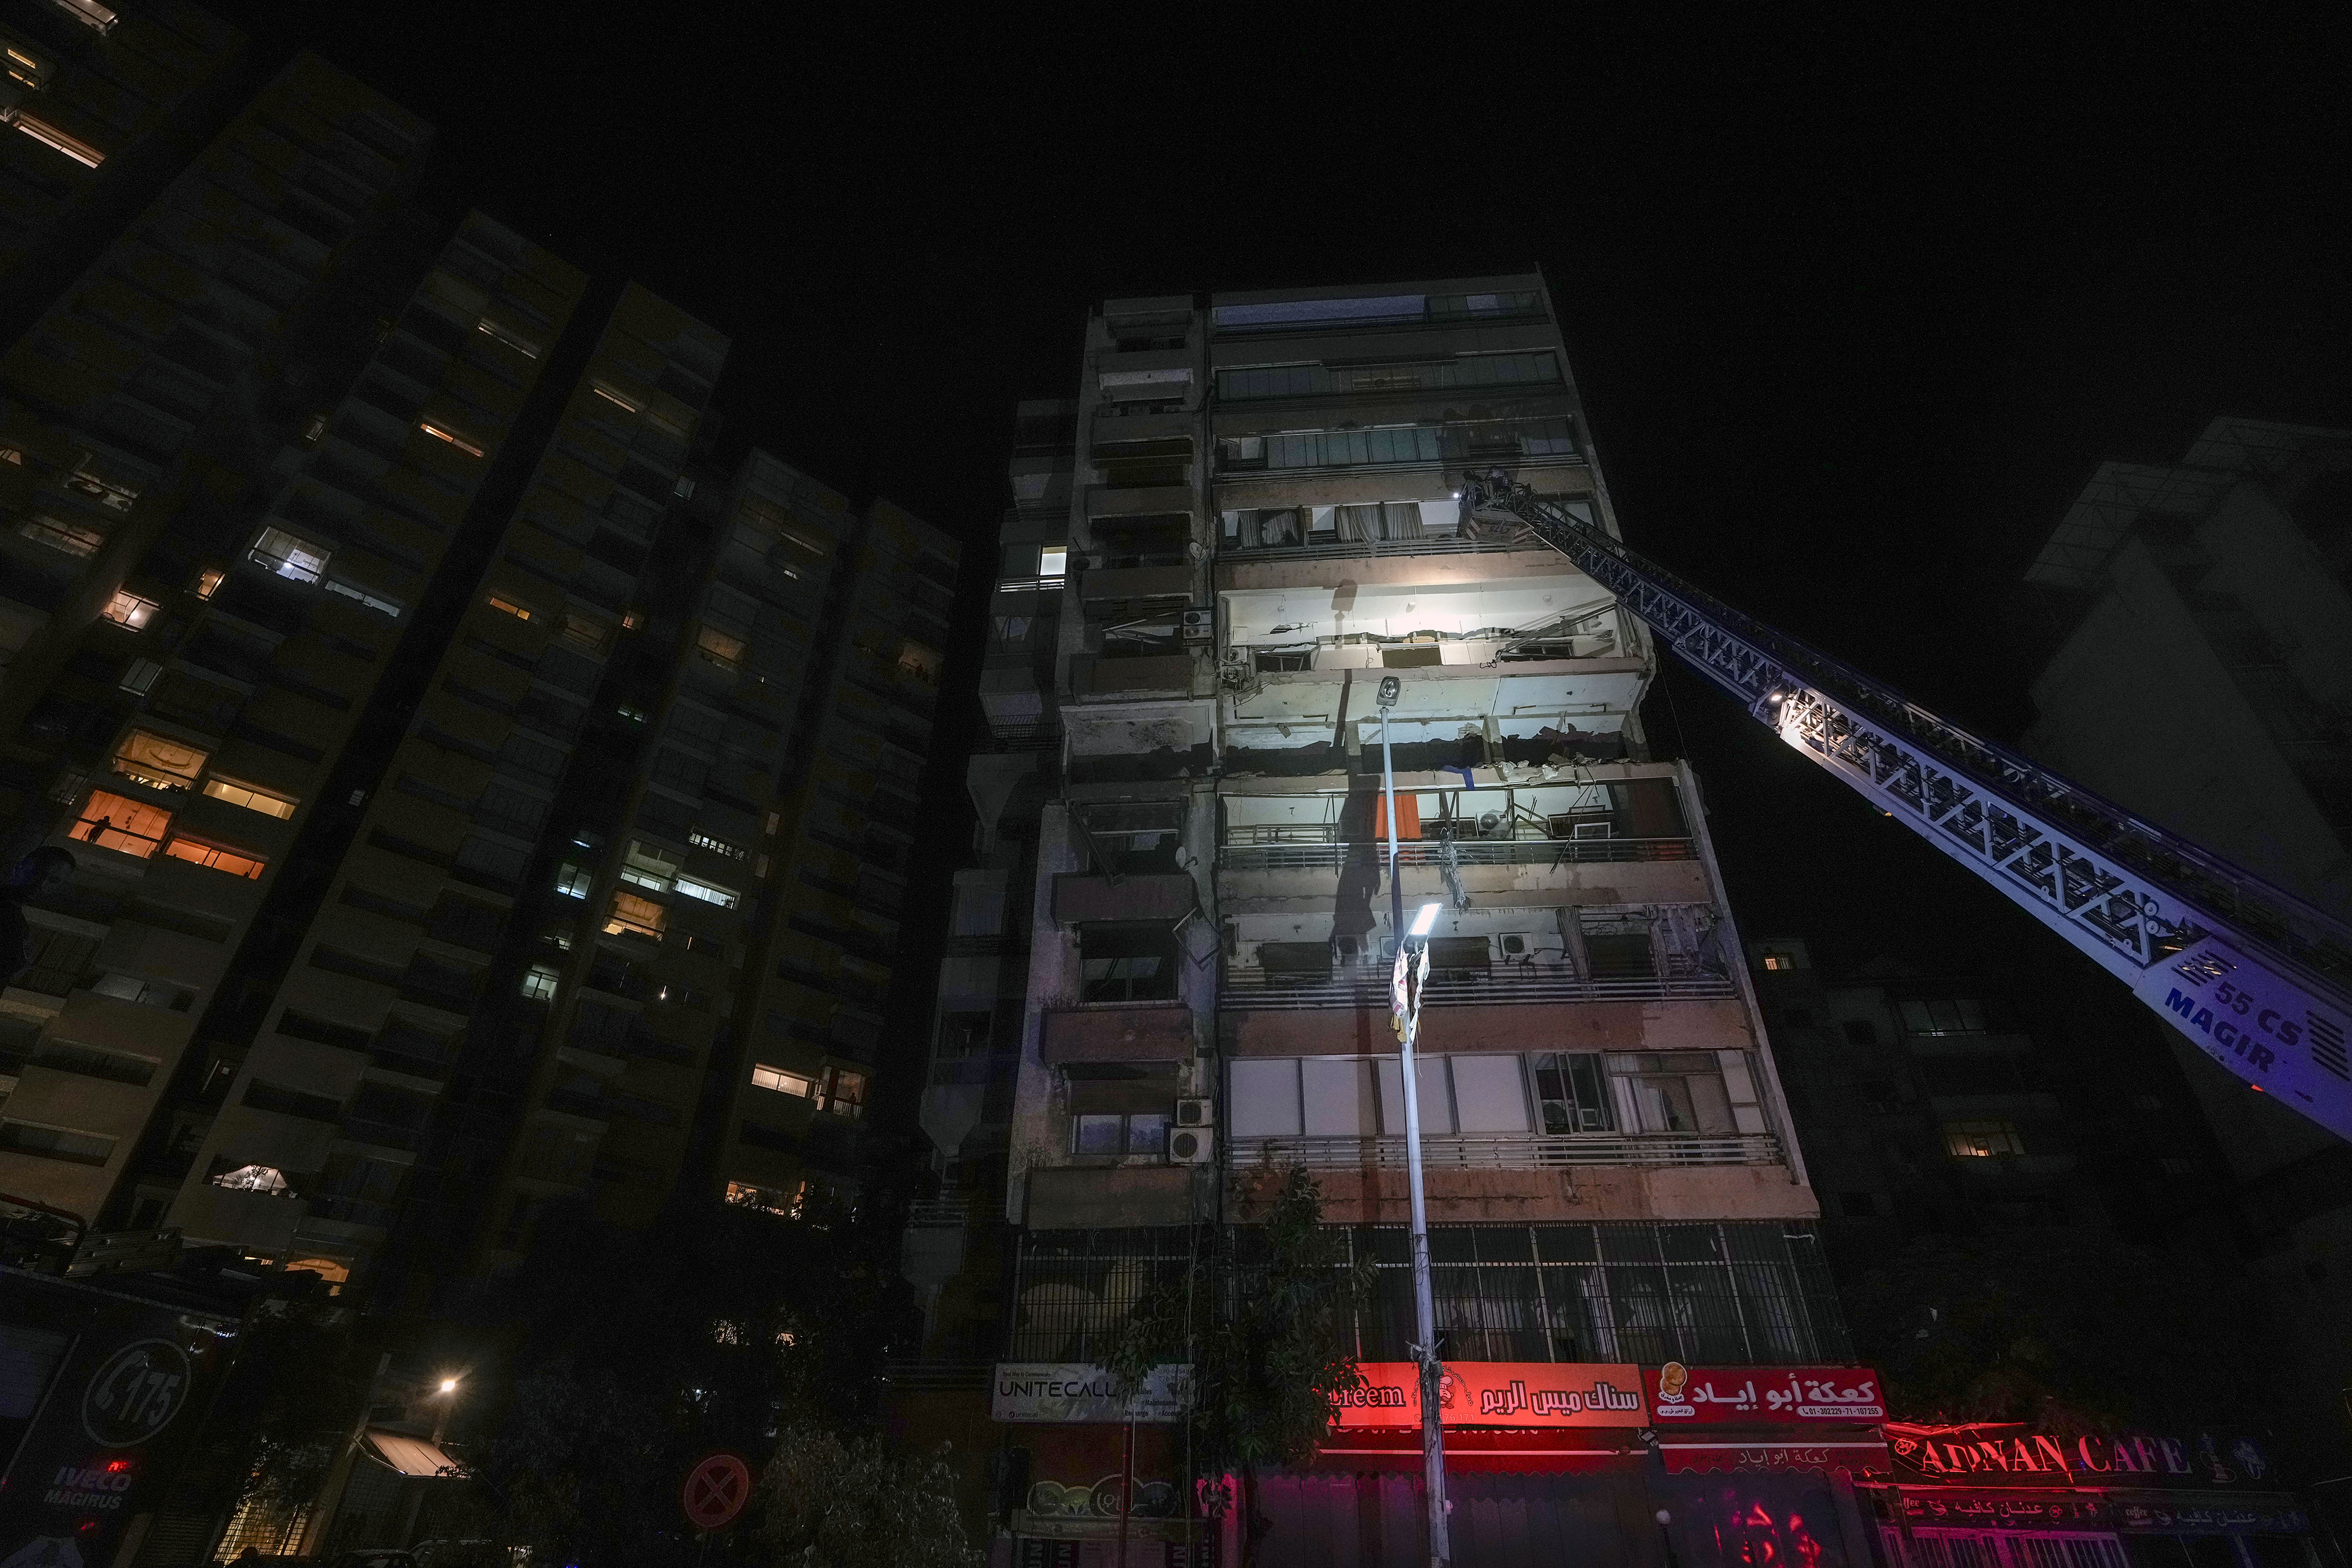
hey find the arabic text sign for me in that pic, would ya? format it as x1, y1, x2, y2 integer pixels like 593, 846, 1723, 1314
1334, 1362, 1646, 1429
991, 1363, 1191, 1425
1647, 1363, 1885, 1425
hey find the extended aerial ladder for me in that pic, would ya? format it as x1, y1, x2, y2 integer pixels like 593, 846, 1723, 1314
1459, 472, 2352, 1145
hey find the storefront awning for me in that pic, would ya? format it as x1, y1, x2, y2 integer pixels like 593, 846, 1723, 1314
364, 1428, 467, 1479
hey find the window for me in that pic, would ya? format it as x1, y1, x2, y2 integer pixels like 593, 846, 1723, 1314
119, 658, 162, 697
1579, 911, 1655, 979
102, 590, 159, 629
520, 964, 560, 1001
604, 890, 666, 940
554, 863, 593, 898
18, 516, 103, 557
68, 790, 169, 857
476, 317, 541, 357
45, 0, 118, 35
0, 1123, 115, 1166
419, 422, 485, 457
11, 113, 103, 167
751, 1064, 817, 1098
1077, 921, 1180, 1003
322, 578, 402, 618
487, 594, 532, 621
161, 837, 266, 878
674, 876, 739, 911
590, 381, 639, 413
211, 1164, 290, 1194
66, 459, 138, 511
896, 639, 943, 684
696, 624, 745, 670
110, 729, 208, 792
1072, 1111, 1168, 1157
1606, 1051, 1736, 1135
1037, 545, 1068, 579
823, 1067, 867, 1118
689, 830, 747, 861
726, 1179, 800, 1217
1903, 997, 2007, 1035
193, 565, 225, 599
620, 839, 680, 892
249, 526, 328, 584
1532, 1052, 1612, 1133
560, 612, 609, 654
1943, 1119, 2027, 1158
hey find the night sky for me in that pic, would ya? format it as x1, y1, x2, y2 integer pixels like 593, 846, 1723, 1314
194, 9, 2351, 1102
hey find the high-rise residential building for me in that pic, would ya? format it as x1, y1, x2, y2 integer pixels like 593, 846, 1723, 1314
2017, 416, 2352, 1464
906, 279, 1869, 1563
0, 36, 958, 1324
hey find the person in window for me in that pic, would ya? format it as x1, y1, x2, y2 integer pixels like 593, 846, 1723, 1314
2, 847, 76, 985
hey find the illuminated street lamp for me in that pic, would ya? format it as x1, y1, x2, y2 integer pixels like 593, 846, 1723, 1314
1377, 674, 1451, 1568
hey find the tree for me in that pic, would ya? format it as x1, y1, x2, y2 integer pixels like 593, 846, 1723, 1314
756, 1423, 979, 1568
209, 1296, 375, 1544
1106, 1164, 1371, 1566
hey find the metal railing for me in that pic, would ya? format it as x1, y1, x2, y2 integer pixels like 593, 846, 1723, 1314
1227, 1131, 1781, 1171
1220, 964, 1735, 1010
1220, 835, 1695, 871
1217, 531, 1547, 564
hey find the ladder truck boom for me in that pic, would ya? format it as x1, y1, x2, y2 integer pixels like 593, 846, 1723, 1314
1459, 471, 2352, 1145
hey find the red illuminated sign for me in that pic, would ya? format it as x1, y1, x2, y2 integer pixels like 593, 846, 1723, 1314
1334, 1362, 1646, 1429
1645, 1363, 1885, 1425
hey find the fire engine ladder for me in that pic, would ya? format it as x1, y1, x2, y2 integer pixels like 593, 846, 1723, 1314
1458, 472, 2352, 1145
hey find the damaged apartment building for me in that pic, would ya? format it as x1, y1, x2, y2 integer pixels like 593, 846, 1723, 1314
906, 278, 1865, 1561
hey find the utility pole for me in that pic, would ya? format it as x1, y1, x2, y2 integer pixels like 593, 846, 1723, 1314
1378, 675, 1450, 1568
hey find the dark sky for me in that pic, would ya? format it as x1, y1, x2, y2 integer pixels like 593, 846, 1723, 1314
202, 8, 2351, 985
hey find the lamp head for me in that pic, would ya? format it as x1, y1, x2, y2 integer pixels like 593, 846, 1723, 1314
438, 1378, 459, 1395
1377, 676, 1401, 709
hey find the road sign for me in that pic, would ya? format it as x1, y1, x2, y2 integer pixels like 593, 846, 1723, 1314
680, 1450, 753, 1532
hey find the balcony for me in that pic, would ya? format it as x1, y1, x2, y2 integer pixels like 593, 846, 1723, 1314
1220, 833, 1693, 874
1227, 1131, 1782, 1171
1220, 962, 1733, 1012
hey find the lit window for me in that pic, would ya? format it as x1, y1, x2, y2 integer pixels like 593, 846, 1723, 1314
696, 624, 744, 670
161, 837, 266, 878
620, 839, 679, 892
302, 414, 328, 445
18, 516, 102, 557
590, 381, 638, 414
211, 1164, 289, 1194
109, 729, 209, 792
725, 1179, 797, 1216
689, 831, 747, 861
521, 964, 560, 1001
45, 0, 118, 35
6, 42, 52, 90
102, 590, 159, 629
823, 1067, 867, 1119
1943, 1119, 2027, 1159
322, 578, 403, 618
560, 613, 609, 654
11, 112, 103, 168
673, 475, 696, 499
475, 317, 541, 358
249, 526, 328, 584
1037, 545, 1068, 578
622, 610, 642, 630
896, 640, 943, 684
488, 594, 532, 621
419, 422, 485, 457
553, 863, 593, 898
119, 658, 162, 697
674, 877, 738, 911
202, 776, 299, 820
68, 790, 169, 857
764, 812, 781, 835
750, 1064, 817, 1098
193, 566, 225, 599
0, 445, 22, 463
604, 890, 666, 940
282, 1255, 349, 1293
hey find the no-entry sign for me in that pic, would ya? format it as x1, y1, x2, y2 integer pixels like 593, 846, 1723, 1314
680, 1450, 753, 1531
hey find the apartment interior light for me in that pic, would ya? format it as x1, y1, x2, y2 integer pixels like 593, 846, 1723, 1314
1409, 902, 1441, 937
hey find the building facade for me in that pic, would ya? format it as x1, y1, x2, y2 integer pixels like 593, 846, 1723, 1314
0, 36, 958, 1323
907, 279, 1869, 1565
2017, 417, 2352, 1472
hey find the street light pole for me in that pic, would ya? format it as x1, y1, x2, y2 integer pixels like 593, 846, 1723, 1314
1378, 676, 1451, 1568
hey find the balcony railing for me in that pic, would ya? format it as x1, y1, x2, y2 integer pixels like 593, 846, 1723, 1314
1228, 1131, 1781, 1171
1220, 962, 1735, 1011
1217, 530, 1546, 564
1220, 834, 1695, 872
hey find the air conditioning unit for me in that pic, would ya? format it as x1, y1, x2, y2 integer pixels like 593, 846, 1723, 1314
1180, 608, 1214, 643
1175, 1097, 1214, 1128
1168, 1127, 1216, 1165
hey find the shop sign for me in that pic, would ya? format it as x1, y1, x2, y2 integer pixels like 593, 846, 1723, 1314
1663, 1439, 1890, 1475
992, 1363, 1191, 1424
2114, 1497, 2308, 1535
1332, 1362, 1646, 1429
1647, 1363, 1885, 1425
1885, 1423, 2276, 1489
1896, 1489, 2115, 1529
